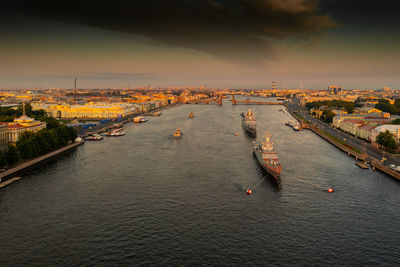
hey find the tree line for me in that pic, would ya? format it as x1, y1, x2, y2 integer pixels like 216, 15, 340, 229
375, 99, 400, 115
0, 103, 46, 122
305, 100, 362, 124
305, 100, 361, 114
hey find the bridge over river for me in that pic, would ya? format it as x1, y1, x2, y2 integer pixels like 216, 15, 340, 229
188, 95, 284, 105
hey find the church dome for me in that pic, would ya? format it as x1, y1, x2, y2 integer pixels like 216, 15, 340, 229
14, 115, 34, 123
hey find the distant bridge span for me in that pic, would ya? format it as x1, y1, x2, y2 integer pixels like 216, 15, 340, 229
187, 95, 283, 106
231, 95, 283, 105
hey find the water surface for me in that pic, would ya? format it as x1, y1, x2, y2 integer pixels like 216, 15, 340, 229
1, 98, 399, 266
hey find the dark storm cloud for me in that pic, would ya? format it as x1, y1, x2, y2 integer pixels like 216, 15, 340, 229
320, 0, 400, 24
4, 0, 334, 64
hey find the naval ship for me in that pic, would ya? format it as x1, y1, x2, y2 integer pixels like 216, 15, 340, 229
241, 109, 256, 136
253, 131, 281, 180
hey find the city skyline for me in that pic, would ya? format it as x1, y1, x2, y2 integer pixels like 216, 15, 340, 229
1, 0, 399, 89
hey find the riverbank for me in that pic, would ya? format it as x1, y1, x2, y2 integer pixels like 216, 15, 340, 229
0, 141, 84, 183
288, 109, 400, 181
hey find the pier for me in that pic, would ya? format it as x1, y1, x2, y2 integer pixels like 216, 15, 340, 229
371, 160, 400, 181
0, 177, 21, 189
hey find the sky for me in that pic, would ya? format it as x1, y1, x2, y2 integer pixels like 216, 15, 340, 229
1, 0, 399, 89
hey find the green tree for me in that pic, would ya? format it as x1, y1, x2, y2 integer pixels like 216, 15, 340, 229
376, 130, 398, 150
345, 105, 354, 114
321, 109, 336, 123
66, 126, 78, 141
392, 118, 400, 125
0, 151, 7, 168
32, 109, 46, 118
36, 131, 51, 153
375, 99, 400, 115
6, 145, 19, 165
37, 116, 60, 129
47, 130, 60, 149
17, 140, 33, 159
17, 131, 35, 143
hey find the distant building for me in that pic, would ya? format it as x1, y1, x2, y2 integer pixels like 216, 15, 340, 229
0, 124, 8, 151
0, 107, 47, 143
310, 106, 337, 118
332, 113, 389, 128
340, 119, 365, 136
328, 86, 342, 95
32, 102, 139, 119
357, 124, 376, 141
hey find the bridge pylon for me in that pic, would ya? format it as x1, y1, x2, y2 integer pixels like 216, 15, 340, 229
217, 94, 223, 106
231, 95, 237, 105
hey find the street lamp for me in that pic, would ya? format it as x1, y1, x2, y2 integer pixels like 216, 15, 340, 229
381, 151, 387, 165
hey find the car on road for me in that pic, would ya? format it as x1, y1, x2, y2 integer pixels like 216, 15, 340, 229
389, 164, 396, 170
395, 166, 400, 172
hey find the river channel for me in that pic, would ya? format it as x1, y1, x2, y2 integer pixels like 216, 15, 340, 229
1, 98, 399, 266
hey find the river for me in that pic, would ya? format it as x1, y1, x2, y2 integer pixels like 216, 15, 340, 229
1, 98, 399, 266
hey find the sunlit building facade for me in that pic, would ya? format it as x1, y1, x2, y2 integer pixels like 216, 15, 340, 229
32, 103, 140, 119
0, 124, 8, 151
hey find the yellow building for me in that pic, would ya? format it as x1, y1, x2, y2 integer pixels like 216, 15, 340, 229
1, 113, 47, 143
0, 124, 8, 151
33, 102, 139, 119
358, 107, 383, 114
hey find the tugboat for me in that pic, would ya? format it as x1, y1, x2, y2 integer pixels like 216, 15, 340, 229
241, 109, 256, 136
253, 131, 281, 180
189, 112, 194, 118
173, 128, 182, 138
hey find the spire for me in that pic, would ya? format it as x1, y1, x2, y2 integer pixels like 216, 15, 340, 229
74, 77, 77, 105
22, 100, 26, 116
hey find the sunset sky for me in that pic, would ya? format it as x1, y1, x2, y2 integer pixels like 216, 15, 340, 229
1, 0, 399, 89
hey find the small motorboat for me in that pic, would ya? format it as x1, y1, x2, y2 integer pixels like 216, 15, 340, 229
173, 128, 182, 138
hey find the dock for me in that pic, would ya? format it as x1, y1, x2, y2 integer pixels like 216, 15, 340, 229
370, 160, 400, 181
355, 161, 369, 169
0, 177, 21, 189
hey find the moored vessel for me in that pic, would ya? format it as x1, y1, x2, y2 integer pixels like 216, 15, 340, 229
106, 127, 125, 137
285, 121, 300, 131
108, 131, 126, 137
133, 116, 148, 123
241, 109, 256, 136
150, 111, 162, 116
86, 133, 103, 141
111, 122, 123, 128
253, 131, 281, 180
